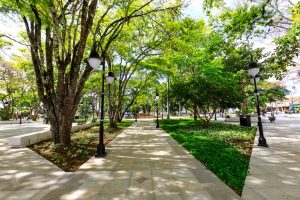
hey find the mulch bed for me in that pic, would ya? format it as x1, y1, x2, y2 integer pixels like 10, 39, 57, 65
28, 126, 124, 172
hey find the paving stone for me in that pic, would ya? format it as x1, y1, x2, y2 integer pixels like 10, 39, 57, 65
154, 191, 183, 200
5, 190, 40, 200
0, 191, 13, 200
242, 118, 300, 199
1, 121, 240, 200
101, 179, 130, 194
126, 191, 154, 200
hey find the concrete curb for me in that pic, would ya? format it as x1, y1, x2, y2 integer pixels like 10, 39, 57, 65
8, 121, 99, 147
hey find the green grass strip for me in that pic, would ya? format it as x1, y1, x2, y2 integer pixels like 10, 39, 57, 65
160, 119, 256, 194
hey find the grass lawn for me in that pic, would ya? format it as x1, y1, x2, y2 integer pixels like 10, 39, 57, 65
159, 119, 256, 195
28, 120, 134, 172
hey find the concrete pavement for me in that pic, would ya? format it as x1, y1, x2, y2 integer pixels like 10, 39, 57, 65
2, 116, 300, 200
0, 121, 239, 200
242, 117, 300, 200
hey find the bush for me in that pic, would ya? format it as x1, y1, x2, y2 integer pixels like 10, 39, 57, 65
21, 110, 31, 118
0, 107, 12, 120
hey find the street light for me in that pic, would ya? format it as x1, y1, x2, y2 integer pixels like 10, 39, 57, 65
88, 49, 115, 157
132, 87, 140, 122
247, 61, 268, 147
291, 85, 296, 113
155, 89, 159, 128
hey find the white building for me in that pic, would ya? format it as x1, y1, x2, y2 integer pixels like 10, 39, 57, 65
267, 66, 300, 111
281, 66, 300, 97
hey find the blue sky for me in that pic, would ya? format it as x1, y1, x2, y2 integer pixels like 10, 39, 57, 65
182, 0, 205, 19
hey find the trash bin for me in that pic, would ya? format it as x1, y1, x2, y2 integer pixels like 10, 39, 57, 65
240, 115, 251, 127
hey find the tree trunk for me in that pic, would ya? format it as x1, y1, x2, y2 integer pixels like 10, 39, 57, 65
48, 106, 73, 145
110, 116, 119, 128
202, 120, 209, 129
193, 103, 197, 121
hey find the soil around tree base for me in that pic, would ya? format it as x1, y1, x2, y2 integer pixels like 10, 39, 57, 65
28, 125, 127, 172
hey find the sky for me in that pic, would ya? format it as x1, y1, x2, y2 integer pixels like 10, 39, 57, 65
182, 0, 205, 19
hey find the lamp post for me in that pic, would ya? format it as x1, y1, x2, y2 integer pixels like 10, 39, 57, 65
155, 89, 159, 128
132, 87, 139, 122
291, 85, 296, 113
135, 101, 138, 122
247, 62, 268, 147
167, 77, 170, 119
88, 49, 114, 157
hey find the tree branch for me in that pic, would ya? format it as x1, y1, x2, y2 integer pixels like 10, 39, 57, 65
0, 34, 30, 46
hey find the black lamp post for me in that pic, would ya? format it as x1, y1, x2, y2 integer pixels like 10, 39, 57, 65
247, 62, 268, 147
88, 49, 114, 157
135, 101, 138, 122
155, 89, 159, 128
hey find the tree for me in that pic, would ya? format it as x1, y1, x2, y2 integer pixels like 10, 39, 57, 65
153, 18, 245, 127
258, 82, 288, 112
14, 55, 42, 121
209, 0, 299, 78
0, 61, 25, 120
83, 9, 182, 128
0, 0, 183, 145
0, 38, 12, 60
172, 63, 243, 128
105, 18, 166, 127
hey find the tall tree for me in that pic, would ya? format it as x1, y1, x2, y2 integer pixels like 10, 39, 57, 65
210, 0, 299, 78
0, 0, 183, 145
0, 61, 25, 120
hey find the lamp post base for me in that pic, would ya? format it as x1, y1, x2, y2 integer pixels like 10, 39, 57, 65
95, 144, 106, 157
258, 137, 268, 147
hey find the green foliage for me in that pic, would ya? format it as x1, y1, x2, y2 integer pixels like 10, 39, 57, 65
116, 120, 134, 128
78, 96, 93, 122
160, 119, 256, 194
268, 23, 300, 74
202, 0, 224, 12
154, 17, 246, 125
0, 106, 11, 120
21, 109, 30, 118
0, 38, 12, 59
210, 1, 299, 78
215, 3, 274, 38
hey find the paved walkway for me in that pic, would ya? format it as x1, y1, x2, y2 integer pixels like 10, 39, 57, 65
0, 121, 239, 200
242, 117, 300, 200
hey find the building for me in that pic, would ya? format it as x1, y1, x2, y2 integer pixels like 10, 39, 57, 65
267, 66, 300, 112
